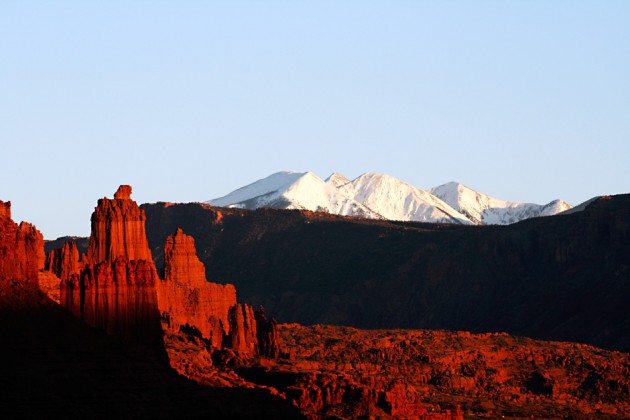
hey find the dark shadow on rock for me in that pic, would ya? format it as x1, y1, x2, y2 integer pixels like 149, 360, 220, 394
0, 298, 302, 419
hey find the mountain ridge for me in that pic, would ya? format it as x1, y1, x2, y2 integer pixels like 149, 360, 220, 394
208, 171, 571, 225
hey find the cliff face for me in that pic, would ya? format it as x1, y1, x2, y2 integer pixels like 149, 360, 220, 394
142, 195, 630, 352
60, 186, 162, 344
0, 200, 45, 306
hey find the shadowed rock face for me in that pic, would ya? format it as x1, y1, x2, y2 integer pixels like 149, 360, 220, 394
142, 194, 630, 352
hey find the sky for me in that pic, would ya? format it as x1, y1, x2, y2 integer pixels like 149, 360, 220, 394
1, 1, 628, 239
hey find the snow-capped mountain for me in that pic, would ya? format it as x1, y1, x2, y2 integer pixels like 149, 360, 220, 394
326, 173, 472, 224
208, 171, 382, 219
207, 171, 572, 225
429, 181, 572, 225
208, 171, 472, 224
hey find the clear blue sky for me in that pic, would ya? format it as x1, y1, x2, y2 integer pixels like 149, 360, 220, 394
2, 1, 628, 239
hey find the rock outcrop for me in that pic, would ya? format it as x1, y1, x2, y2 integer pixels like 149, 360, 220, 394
60, 187, 162, 344
232, 324, 630, 419
158, 228, 237, 348
0, 200, 11, 219
0, 200, 45, 306
157, 228, 280, 358
85, 185, 153, 264
46, 241, 81, 282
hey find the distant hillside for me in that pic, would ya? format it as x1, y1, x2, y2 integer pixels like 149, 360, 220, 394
142, 195, 630, 352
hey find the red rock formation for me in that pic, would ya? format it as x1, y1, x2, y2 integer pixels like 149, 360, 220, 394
45, 241, 81, 282
0, 200, 11, 219
226, 303, 258, 356
63, 258, 161, 343
0, 204, 45, 306
114, 185, 132, 200
157, 228, 283, 359
85, 185, 153, 264
158, 228, 236, 348
60, 186, 161, 344
261, 325, 630, 418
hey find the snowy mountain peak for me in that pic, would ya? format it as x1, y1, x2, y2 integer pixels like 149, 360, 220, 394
347, 173, 472, 224
429, 182, 572, 225
209, 171, 308, 208
325, 172, 351, 188
207, 171, 382, 219
207, 171, 571, 226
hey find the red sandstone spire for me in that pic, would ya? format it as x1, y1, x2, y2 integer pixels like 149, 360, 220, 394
85, 185, 153, 264
163, 228, 209, 286
158, 228, 237, 348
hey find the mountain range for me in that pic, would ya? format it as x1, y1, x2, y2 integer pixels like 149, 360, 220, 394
208, 171, 572, 225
